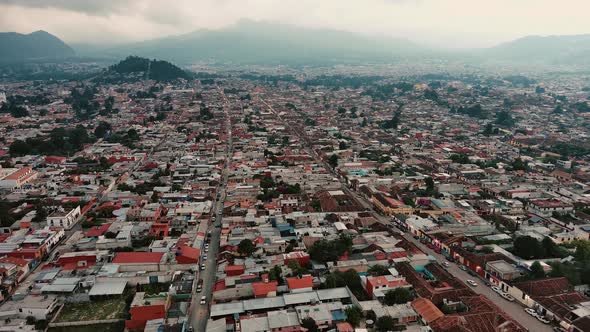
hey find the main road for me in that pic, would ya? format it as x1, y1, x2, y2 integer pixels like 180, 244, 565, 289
258, 95, 551, 332
190, 93, 233, 332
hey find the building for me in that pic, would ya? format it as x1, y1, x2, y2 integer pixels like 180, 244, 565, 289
46, 206, 81, 230
0, 167, 38, 189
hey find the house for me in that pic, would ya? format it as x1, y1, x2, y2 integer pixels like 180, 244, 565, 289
126, 292, 168, 330
528, 199, 574, 217
286, 276, 314, 293
46, 206, 81, 230
174, 245, 200, 264
0, 294, 58, 320
365, 275, 411, 299
112, 252, 166, 272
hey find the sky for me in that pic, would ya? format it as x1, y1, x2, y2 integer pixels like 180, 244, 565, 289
0, 0, 589, 48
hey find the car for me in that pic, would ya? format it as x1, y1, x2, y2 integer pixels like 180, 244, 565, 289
196, 286, 202, 292
501, 293, 515, 301
459, 265, 467, 271
205, 248, 209, 253
200, 264, 206, 270
537, 316, 551, 324
524, 308, 539, 317
443, 262, 450, 268
466, 279, 477, 287
203, 254, 208, 260
187, 327, 194, 332
200, 296, 206, 305
491, 286, 503, 294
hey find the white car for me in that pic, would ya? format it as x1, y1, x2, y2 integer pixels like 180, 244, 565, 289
200, 296, 206, 305
203, 254, 208, 260
501, 293, 515, 301
537, 316, 551, 324
200, 264, 206, 270
525, 308, 539, 317
491, 286, 502, 294
466, 279, 477, 287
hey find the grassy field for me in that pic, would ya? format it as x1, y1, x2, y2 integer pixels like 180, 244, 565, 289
55, 298, 127, 322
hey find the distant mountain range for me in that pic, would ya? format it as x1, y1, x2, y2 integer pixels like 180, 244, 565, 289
80, 20, 423, 65
0, 30, 74, 62
3, 22, 590, 67
484, 34, 590, 66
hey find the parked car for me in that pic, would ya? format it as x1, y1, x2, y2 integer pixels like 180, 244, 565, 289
200, 263, 206, 270
200, 296, 206, 305
525, 308, 539, 317
466, 279, 478, 287
443, 262, 450, 268
491, 286, 503, 294
537, 316, 551, 324
501, 293, 515, 301
459, 265, 467, 271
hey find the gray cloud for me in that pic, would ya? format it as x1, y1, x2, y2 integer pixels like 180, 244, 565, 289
0, 0, 589, 48
0, 0, 132, 15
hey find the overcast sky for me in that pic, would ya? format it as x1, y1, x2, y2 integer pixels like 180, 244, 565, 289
1, 0, 589, 48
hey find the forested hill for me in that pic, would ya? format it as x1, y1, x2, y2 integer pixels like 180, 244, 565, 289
98, 56, 190, 82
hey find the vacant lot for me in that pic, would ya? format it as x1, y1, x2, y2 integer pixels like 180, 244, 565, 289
55, 299, 127, 322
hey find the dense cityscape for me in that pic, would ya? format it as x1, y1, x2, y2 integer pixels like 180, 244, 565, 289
1, 3, 590, 332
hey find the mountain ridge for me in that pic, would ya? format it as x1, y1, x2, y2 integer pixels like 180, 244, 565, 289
0, 30, 75, 62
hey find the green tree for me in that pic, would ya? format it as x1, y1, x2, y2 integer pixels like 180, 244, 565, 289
530, 261, 545, 279
301, 318, 318, 332
9, 140, 32, 156
495, 110, 515, 127
345, 306, 363, 327
328, 154, 339, 168
269, 265, 283, 283
383, 287, 413, 305
574, 241, 590, 262
513, 236, 544, 259
512, 158, 527, 171
368, 265, 389, 276
94, 121, 112, 139
375, 316, 396, 332
238, 239, 256, 256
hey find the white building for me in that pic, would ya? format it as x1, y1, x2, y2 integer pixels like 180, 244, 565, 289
46, 206, 81, 230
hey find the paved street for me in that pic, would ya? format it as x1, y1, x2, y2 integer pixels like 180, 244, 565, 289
190, 97, 233, 332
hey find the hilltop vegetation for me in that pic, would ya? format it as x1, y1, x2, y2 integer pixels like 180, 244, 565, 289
96, 56, 190, 83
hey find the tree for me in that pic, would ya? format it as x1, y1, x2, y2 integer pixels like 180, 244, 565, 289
259, 175, 275, 189
328, 154, 339, 168
104, 231, 117, 239
345, 306, 363, 327
94, 121, 112, 139
269, 265, 283, 283
324, 269, 366, 300
383, 287, 413, 305
425, 177, 435, 193
9, 140, 32, 156
301, 318, 318, 332
368, 265, 389, 276
530, 261, 545, 279
513, 236, 544, 259
237, 239, 255, 256
482, 123, 495, 136
375, 316, 396, 332
512, 158, 527, 171
495, 110, 515, 127
574, 241, 590, 262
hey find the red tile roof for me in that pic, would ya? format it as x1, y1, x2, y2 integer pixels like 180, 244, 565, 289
286, 276, 314, 290
251, 281, 278, 297
112, 252, 164, 264
411, 298, 444, 323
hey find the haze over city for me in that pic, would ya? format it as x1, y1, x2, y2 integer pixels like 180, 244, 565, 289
0, 2, 590, 332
